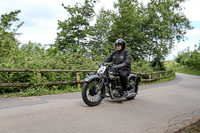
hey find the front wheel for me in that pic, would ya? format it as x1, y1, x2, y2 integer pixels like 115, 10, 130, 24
82, 78, 103, 106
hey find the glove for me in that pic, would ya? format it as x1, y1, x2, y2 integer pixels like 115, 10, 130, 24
112, 64, 124, 69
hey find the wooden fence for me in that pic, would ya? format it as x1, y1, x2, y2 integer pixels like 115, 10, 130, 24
0, 69, 174, 88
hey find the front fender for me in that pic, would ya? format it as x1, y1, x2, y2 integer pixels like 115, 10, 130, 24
84, 74, 100, 83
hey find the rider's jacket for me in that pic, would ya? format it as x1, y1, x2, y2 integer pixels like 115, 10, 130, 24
105, 48, 131, 73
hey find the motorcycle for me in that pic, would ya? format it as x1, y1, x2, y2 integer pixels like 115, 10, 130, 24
82, 62, 140, 106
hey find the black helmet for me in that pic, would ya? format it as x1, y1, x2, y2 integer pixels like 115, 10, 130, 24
115, 39, 125, 49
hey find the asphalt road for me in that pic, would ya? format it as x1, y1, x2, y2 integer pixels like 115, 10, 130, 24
0, 73, 200, 133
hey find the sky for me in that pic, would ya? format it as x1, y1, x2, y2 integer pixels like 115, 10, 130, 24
0, 0, 200, 60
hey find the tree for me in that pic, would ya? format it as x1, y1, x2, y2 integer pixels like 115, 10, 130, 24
107, 0, 192, 62
109, 0, 148, 60
175, 46, 200, 70
145, 0, 192, 59
0, 10, 23, 56
55, 0, 192, 66
89, 8, 115, 60
55, 0, 96, 53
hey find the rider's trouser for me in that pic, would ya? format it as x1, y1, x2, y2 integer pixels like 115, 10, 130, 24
118, 69, 130, 92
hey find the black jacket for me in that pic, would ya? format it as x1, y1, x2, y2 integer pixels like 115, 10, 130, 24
105, 49, 131, 72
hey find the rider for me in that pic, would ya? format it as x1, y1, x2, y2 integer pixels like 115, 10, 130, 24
104, 39, 131, 97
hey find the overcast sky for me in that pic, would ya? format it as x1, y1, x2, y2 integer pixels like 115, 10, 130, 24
0, 0, 200, 60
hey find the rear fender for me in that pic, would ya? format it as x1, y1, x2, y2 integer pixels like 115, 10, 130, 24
128, 74, 141, 84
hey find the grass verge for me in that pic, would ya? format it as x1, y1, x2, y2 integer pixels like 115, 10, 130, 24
164, 61, 200, 76
176, 120, 200, 133
0, 86, 81, 98
140, 73, 176, 86
175, 67, 200, 76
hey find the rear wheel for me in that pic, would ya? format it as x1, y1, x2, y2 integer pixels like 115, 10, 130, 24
82, 78, 103, 106
126, 77, 138, 100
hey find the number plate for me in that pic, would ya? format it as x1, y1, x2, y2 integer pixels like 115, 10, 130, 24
97, 66, 106, 74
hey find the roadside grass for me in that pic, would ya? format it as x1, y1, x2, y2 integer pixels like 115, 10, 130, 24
0, 86, 81, 98
175, 67, 200, 76
176, 120, 200, 133
139, 72, 176, 86
165, 60, 200, 76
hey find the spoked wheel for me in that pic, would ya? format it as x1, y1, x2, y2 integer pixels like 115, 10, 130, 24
82, 78, 103, 106
126, 77, 138, 100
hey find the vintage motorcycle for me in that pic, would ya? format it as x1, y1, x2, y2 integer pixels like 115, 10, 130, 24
82, 62, 140, 106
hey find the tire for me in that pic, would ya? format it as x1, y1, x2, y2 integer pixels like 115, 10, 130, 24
82, 78, 103, 106
126, 77, 138, 100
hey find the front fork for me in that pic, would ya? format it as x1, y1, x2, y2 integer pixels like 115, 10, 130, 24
96, 78, 106, 99
100, 78, 112, 99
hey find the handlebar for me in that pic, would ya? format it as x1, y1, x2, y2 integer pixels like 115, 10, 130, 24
103, 62, 113, 66
99, 62, 113, 68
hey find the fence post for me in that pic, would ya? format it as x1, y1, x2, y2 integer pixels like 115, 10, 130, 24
160, 72, 162, 79
169, 70, 172, 77
149, 73, 152, 82
76, 73, 80, 89
37, 72, 42, 83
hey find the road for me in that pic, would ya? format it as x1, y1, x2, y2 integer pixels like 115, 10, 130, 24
0, 73, 200, 133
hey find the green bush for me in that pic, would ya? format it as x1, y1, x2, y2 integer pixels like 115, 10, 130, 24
175, 47, 200, 70
0, 42, 99, 94
132, 59, 154, 72
0, 42, 158, 95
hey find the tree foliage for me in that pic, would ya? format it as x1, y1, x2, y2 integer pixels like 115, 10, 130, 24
109, 0, 148, 60
175, 44, 200, 69
55, 0, 192, 63
145, 0, 192, 59
0, 10, 23, 56
0, 41, 99, 94
90, 8, 115, 60
55, 0, 96, 53
109, 0, 192, 61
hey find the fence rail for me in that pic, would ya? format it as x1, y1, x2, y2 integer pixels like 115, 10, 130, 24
0, 69, 174, 87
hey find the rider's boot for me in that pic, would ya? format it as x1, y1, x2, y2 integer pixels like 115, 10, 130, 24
123, 91, 129, 97
124, 90, 136, 98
